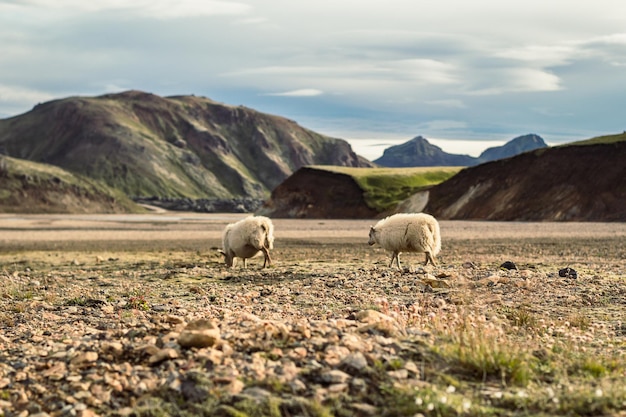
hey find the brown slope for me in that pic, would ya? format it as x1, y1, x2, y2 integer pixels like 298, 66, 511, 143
424, 139, 626, 221
257, 167, 378, 219
0, 90, 373, 200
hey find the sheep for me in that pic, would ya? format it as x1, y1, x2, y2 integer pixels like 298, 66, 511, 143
219, 216, 274, 268
368, 213, 441, 269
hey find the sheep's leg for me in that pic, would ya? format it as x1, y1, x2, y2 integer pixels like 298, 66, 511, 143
424, 252, 437, 266
389, 252, 397, 268
261, 247, 272, 268
242, 258, 247, 269
389, 252, 401, 269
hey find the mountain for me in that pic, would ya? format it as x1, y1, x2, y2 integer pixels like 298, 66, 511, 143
0, 90, 374, 201
373, 136, 475, 167
477, 134, 547, 163
423, 133, 626, 221
0, 155, 142, 213
373, 134, 547, 167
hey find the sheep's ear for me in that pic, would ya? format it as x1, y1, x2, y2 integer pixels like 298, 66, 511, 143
218, 249, 226, 258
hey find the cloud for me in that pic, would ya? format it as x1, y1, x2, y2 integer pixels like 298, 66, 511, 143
1, 0, 251, 19
425, 99, 466, 109
495, 45, 579, 67
2, 0, 626, 148
265, 89, 323, 97
0, 84, 55, 116
417, 120, 468, 131
466, 68, 562, 95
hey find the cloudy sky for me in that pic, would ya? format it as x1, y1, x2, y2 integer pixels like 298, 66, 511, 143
1, 0, 626, 160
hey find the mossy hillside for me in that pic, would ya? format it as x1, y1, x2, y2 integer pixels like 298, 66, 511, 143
0, 156, 143, 213
1, 91, 372, 202
559, 131, 626, 147
309, 166, 462, 212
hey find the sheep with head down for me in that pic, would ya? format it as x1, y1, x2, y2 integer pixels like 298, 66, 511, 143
220, 216, 274, 268
368, 212, 441, 269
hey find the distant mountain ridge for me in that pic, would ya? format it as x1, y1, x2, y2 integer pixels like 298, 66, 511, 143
374, 134, 547, 167
0, 90, 373, 203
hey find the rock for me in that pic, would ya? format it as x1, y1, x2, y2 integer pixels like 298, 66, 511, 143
421, 275, 451, 288
500, 261, 518, 270
340, 351, 368, 373
101, 342, 124, 357
148, 348, 179, 365
71, 352, 98, 365
178, 319, 221, 348
357, 320, 405, 338
351, 403, 379, 415
320, 369, 351, 385
288, 379, 307, 393
559, 267, 578, 279
387, 369, 408, 379
324, 345, 350, 366
354, 309, 394, 324
234, 387, 273, 404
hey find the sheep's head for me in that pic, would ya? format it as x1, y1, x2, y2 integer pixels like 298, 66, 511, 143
219, 249, 234, 267
368, 226, 377, 246
261, 223, 274, 250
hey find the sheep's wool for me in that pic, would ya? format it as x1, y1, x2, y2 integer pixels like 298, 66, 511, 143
369, 212, 441, 267
222, 216, 274, 267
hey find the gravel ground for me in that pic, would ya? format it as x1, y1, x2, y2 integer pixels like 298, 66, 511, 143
1, 214, 625, 416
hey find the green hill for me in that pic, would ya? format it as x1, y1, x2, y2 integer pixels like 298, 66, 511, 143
0, 155, 143, 213
0, 90, 373, 201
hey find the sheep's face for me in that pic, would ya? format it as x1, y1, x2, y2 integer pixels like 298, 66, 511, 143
219, 250, 234, 267
368, 227, 377, 246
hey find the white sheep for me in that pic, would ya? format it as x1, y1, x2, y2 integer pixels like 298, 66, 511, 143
219, 216, 274, 268
368, 213, 441, 269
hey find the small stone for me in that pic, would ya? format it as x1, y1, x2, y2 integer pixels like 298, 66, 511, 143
320, 369, 351, 385
327, 383, 348, 394
71, 352, 98, 365
387, 369, 408, 379
340, 351, 368, 372
224, 379, 245, 395
178, 319, 221, 348
78, 409, 99, 417
101, 342, 124, 357
324, 345, 350, 366
148, 348, 179, 365
351, 403, 379, 416
165, 315, 185, 324
500, 261, 518, 270
288, 378, 307, 393
421, 276, 451, 288
559, 267, 578, 279
355, 309, 394, 324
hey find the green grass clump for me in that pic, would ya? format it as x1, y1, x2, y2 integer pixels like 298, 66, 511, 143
309, 166, 462, 212
559, 131, 626, 147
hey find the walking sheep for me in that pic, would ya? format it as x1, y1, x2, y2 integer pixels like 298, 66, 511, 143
220, 216, 274, 268
368, 213, 441, 269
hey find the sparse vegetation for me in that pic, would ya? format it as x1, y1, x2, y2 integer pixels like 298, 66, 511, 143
0, 218, 625, 416
0, 155, 143, 213
309, 165, 462, 211
559, 131, 626, 147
